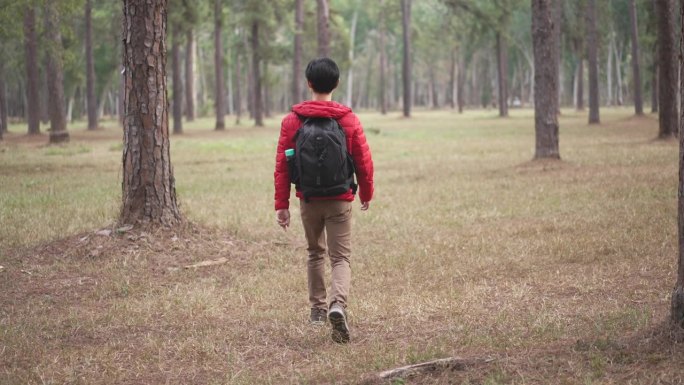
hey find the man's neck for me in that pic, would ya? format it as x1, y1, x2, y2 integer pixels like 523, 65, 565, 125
311, 92, 333, 102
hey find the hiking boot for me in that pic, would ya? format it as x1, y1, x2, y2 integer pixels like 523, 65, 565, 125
328, 302, 350, 343
310, 308, 327, 326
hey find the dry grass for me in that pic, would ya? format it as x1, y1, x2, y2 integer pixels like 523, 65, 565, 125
1, 108, 683, 384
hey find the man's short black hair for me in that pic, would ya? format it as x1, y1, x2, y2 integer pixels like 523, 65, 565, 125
305, 58, 340, 94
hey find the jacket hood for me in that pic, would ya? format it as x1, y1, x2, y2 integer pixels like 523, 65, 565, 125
292, 101, 352, 119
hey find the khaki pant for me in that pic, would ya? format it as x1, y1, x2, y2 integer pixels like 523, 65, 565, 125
300, 200, 352, 310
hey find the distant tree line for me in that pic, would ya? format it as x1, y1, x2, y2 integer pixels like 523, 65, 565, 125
0, 0, 671, 139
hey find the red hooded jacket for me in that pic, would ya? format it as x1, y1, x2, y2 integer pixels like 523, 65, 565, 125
274, 101, 374, 210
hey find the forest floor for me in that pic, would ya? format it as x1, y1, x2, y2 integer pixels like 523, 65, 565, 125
1, 108, 683, 384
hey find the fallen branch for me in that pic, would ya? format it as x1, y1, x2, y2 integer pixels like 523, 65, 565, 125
184, 257, 228, 269
364, 356, 494, 383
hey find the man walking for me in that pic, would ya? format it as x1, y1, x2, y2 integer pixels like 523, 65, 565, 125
273, 58, 374, 343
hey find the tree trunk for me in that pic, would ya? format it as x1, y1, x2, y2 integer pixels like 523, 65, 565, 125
185, 29, 195, 121
532, 0, 560, 159
401, 0, 412, 118
346, 8, 358, 108
121, 0, 181, 227
251, 20, 263, 127
652, 43, 659, 113
44, 2, 69, 143
293, 0, 304, 105
317, 0, 330, 57
172, 29, 183, 134
614, 43, 624, 106
234, 48, 242, 124
576, 58, 585, 110
264, 61, 271, 118
458, 55, 465, 113
655, 0, 677, 138
496, 31, 509, 117
0, 63, 6, 139
379, 0, 387, 114
586, 0, 600, 124
24, 6, 40, 135
607, 33, 614, 106
85, 0, 98, 130
119, 71, 125, 127
214, 0, 225, 130
448, 50, 456, 109
674, 0, 684, 328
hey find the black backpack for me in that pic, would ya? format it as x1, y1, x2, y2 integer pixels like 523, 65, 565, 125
288, 116, 357, 201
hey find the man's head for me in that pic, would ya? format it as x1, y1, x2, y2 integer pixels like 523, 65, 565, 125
305, 58, 340, 94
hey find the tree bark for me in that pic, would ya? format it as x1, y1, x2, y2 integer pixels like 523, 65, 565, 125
85, 0, 98, 130
172, 28, 183, 134
185, 29, 195, 121
293, 0, 304, 105
532, 0, 560, 159
379, 0, 388, 114
214, 0, 225, 130
251, 20, 263, 126
401, 0, 412, 118
44, 2, 69, 143
457, 55, 465, 113
121, 0, 181, 227
496, 31, 509, 117
673, 0, 684, 327
24, 6, 40, 135
317, 0, 330, 57
655, 0, 677, 138
586, 0, 600, 124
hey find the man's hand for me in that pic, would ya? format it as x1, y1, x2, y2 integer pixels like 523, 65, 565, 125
276, 209, 290, 229
360, 201, 370, 211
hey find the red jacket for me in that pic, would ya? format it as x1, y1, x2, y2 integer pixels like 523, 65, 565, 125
274, 101, 374, 210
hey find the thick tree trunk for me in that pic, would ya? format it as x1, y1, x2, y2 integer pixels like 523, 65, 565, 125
293, 0, 304, 105
85, 0, 98, 130
586, 0, 600, 124
496, 32, 509, 117
532, 0, 560, 159
44, 2, 69, 144
214, 0, 225, 130
251, 21, 263, 127
172, 29, 183, 134
121, 0, 181, 227
185, 29, 195, 121
119, 71, 125, 127
401, 0, 412, 118
674, 0, 684, 327
24, 7, 40, 135
655, 0, 677, 138
317, 0, 330, 57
